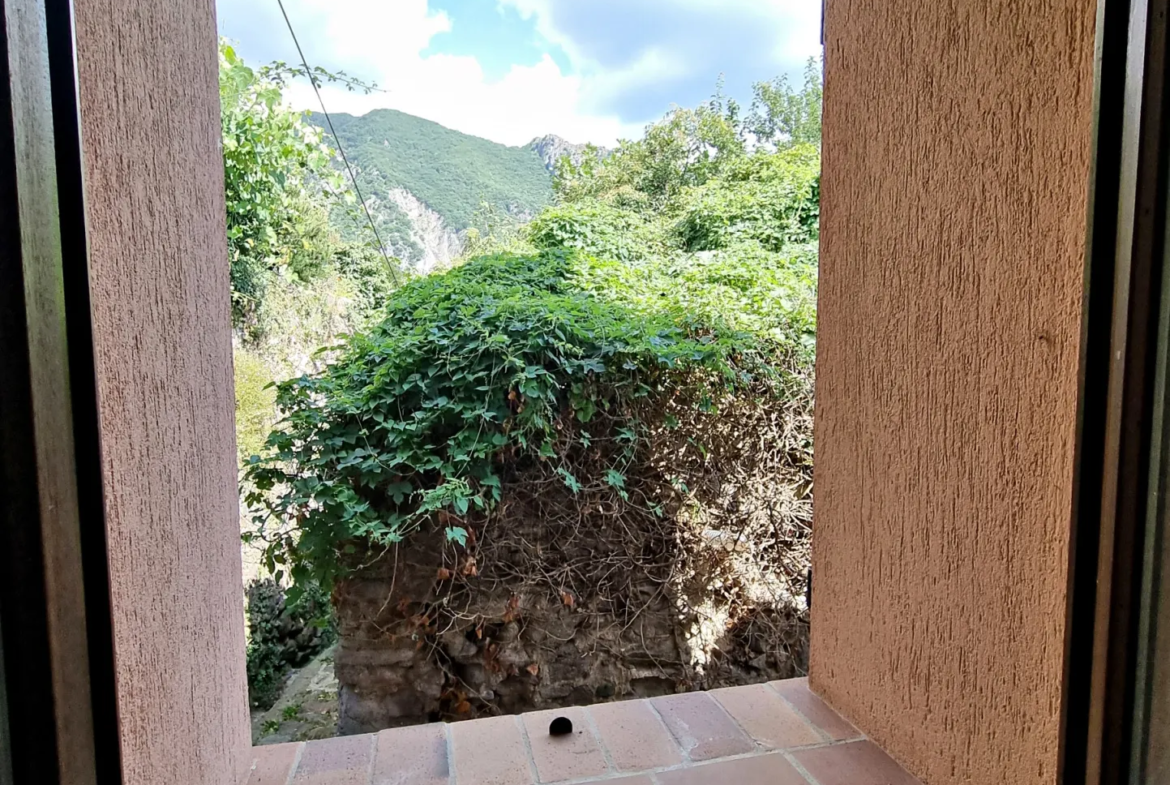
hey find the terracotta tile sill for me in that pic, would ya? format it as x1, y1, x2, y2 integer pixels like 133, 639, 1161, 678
242, 677, 920, 785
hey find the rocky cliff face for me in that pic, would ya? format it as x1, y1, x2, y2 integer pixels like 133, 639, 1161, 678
384, 187, 463, 272
527, 134, 607, 173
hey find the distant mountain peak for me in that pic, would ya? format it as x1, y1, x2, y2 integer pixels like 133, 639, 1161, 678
308, 109, 554, 270
527, 134, 608, 173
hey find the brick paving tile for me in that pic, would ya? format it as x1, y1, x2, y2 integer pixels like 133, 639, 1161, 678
292, 735, 375, 785
371, 723, 449, 785
589, 699, 683, 772
656, 751, 808, 785
711, 684, 823, 750
245, 742, 302, 785
247, 678, 911, 785
650, 692, 755, 761
770, 678, 861, 741
451, 714, 533, 785
520, 706, 608, 783
792, 740, 921, 785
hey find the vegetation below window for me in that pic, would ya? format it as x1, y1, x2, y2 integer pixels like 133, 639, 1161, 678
241, 62, 822, 595
245, 243, 815, 592
245, 578, 335, 710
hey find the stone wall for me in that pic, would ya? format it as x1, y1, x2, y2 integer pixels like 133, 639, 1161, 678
331, 381, 812, 733
334, 515, 807, 733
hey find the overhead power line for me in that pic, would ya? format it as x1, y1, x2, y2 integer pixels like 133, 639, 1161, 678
275, 0, 401, 284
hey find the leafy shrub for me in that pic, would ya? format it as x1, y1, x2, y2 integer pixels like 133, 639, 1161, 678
333, 243, 401, 321
220, 44, 341, 323
244, 248, 814, 591
244, 578, 335, 710
579, 243, 818, 358
528, 201, 666, 262
220, 43, 380, 331
748, 57, 824, 149
673, 145, 821, 252
462, 202, 536, 259
234, 349, 277, 468
553, 89, 744, 209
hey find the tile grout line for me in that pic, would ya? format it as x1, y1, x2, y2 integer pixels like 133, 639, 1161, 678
365, 732, 377, 785
642, 698, 692, 763
516, 712, 543, 784
763, 682, 833, 745
534, 746, 835, 785
241, 751, 257, 785
781, 750, 825, 785
444, 723, 455, 785
420, 733, 853, 785
580, 707, 618, 776
284, 742, 306, 785
706, 689, 764, 754
778, 681, 864, 742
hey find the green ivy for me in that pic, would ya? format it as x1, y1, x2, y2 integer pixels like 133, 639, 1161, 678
244, 578, 335, 710
673, 145, 821, 252
528, 200, 666, 262
220, 42, 380, 328
243, 247, 814, 592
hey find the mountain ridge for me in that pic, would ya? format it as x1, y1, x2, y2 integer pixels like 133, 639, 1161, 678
527, 134, 607, 173
313, 109, 607, 270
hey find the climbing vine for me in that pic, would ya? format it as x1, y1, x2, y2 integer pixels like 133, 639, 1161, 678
243, 246, 815, 598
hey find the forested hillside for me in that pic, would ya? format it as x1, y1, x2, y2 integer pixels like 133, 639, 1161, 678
313, 109, 554, 237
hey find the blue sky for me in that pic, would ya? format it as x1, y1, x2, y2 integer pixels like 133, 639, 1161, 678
216, 0, 822, 146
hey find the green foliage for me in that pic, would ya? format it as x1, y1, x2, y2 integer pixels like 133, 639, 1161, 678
313, 109, 553, 232
333, 243, 401, 319
235, 255, 397, 471
245, 578, 335, 710
673, 145, 821, 251
574, 243, 817, 355
244, 247, 813, 591
234, 349, 278, 468
554, 68, 821, 218
220, 41, 391, 332
220, 42, 344, 322
462, 202, 535, 259
554, 87, 744, 209
251, 272, 376, 378
244, 69, 821, 597
528, 200, 666, 262
748, 57, 823, 148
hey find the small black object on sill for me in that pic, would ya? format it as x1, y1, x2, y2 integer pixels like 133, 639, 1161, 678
549, 716, 573, 736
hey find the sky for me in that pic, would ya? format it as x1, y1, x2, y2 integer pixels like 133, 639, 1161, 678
216, 0, 822, 148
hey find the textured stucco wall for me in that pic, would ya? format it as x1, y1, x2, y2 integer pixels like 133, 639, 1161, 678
810, 2, 1097, 784
72, 1, 251, 783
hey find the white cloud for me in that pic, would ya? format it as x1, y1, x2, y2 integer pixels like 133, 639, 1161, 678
283, 53, 640, 147
496, 0, 821, 117
219, 0, 821, 147
232, 0, 640, 146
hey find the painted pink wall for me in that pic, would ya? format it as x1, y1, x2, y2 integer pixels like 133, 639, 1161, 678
73, 0, 251, 782
811, 1, 1097, 783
